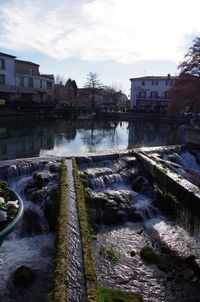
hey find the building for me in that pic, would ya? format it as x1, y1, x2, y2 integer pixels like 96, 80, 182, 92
130, 74, 176, 111
0, 52, 54, 103
77, 88, 104, 109
0, 52, 16, 102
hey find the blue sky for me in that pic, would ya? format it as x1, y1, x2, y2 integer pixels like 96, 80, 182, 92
0, 0, 199, 95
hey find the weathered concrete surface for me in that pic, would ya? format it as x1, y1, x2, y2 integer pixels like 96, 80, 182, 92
135, 150, 200, 215
180, 126, 200, 146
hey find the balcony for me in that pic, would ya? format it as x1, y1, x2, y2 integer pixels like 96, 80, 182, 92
0, 84, 16, 92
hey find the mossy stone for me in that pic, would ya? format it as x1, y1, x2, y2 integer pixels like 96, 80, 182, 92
14, 265, 36, 286
140, 245, 160, 264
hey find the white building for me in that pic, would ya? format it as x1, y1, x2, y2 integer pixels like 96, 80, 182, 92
130, 75, 176, 111
0, 52, 54, 102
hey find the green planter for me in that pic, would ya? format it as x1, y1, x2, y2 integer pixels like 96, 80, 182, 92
0, 188, 24, 246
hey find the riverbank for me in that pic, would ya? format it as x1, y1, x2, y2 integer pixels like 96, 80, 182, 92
0, 105, 190, 125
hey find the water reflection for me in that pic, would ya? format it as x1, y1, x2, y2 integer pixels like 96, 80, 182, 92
0, 117, 182, 160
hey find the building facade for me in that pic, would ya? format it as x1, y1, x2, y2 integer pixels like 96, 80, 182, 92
0, 52, 54, 103
130, 75, 176, 111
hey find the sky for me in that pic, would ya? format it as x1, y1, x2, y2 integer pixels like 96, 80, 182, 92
0, 0, 199, 96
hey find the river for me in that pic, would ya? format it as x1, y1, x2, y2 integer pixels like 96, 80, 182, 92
0, 117, 182, 160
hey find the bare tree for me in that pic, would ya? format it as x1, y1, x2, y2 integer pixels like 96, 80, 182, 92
84, 72, 102, 108
55, 74, 66, 85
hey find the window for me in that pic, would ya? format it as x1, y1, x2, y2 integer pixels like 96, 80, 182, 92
28, 78, 33, 88
166, 80, 173, 86
0, 59, 5, 69
150, 91, 158, 99
139, 91, 146, 98
142, 81, 145, 86
0, 74, 5, 84
40, 80, 43, 89
152, 80, 158, 86
47, 81, 52, 89
19, 77, 24, 87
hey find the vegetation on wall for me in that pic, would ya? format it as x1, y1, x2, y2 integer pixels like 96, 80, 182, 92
50, 160, 68, 302
72, 159, 98, 302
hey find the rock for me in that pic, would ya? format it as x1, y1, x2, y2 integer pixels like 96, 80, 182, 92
192, 276, 199, 283
13, 265, 36, 286
44, 188, 59, 231
33, 172, 52, 189
20, 209, 42, 237
140, 245, 160, 264
130, 250, 136, 257
131, 176, 150, 193
30, 187, 48, 204
48, 162, 61, 173
157, 264, 169, 272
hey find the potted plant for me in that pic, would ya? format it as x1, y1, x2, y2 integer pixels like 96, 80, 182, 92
0, 181, 24, 246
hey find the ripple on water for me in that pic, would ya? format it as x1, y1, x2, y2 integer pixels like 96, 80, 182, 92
94, 222, 200, 302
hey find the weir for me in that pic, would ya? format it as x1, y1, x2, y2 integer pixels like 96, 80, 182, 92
65, 159, 86, 301
0, 146, 200, 301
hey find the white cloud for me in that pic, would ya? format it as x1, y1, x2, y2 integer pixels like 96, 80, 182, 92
0, 0, 200, 63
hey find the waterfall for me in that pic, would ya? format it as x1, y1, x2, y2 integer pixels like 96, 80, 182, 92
0, 161, 44, 181
81, 156, 157, 224
0, 163, 58, 302
65, 159, 86, 302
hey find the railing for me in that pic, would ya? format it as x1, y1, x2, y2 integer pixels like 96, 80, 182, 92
0, 188, 24, 246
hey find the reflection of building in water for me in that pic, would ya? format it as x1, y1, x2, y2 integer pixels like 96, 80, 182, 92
0, 135, 54, 160
128, 122, 180, 148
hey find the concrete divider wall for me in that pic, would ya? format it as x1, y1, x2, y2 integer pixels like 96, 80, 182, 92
135, 151, 200, 216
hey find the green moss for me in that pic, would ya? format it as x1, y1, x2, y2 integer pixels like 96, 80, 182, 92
73, 159, 98, 302
163, 192, 177, 204
50, 159, 68, 302
97, 286, 143, 302
14, 265, 36, 286
140, 246, 160, 264
99, 245, 120, 263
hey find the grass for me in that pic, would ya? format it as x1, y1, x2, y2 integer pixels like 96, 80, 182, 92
99, 245, 120, 263
97, 286, 143, 302
49, 159, 68, 302
73, 159, 98, 302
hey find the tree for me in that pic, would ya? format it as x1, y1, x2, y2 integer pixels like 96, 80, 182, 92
84, 72, 102, 89
84, 72, 102, 108
54, 77, 78, 106
103, 85, 122, 109
169, 37, 200, 114
178, 37, 200, 76
55, 74, 66, 85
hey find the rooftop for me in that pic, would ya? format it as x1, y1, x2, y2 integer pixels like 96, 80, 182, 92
15, 59, 40, 66
130, 75, 177, 81
0, 52, 16, 58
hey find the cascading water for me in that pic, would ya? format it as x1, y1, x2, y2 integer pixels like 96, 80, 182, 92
65, 159, 86, 302
78, 154, 200, 302
0, 160, 59, 302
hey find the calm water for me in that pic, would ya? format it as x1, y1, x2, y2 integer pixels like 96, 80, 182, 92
0, 117, 182, 160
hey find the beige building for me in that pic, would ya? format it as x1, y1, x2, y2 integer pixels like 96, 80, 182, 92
0, 52, 54, 103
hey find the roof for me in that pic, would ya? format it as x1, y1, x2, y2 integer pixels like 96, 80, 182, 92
0, 52, 16, 58
15, 59, 40, 66
129, 75, 177, 81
